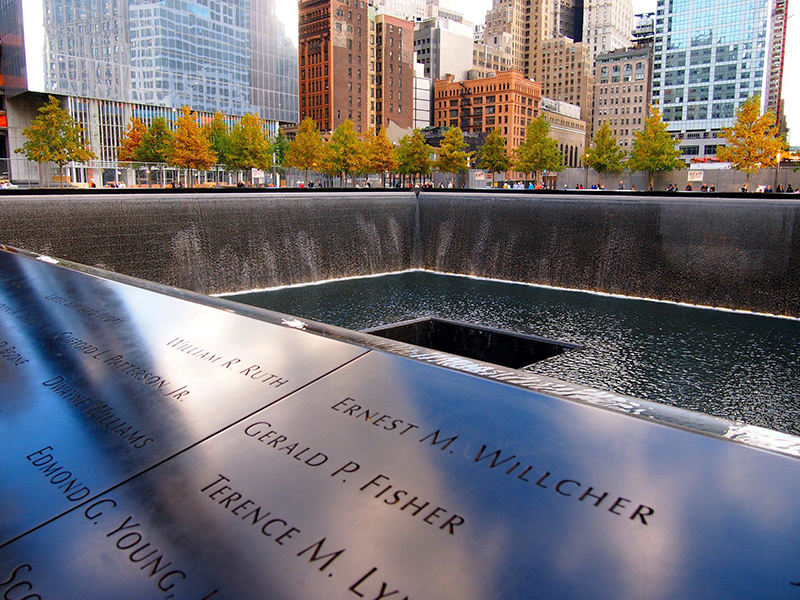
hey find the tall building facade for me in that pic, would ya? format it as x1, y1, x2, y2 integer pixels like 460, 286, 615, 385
0, 0, 298, 181
413, 62, 432, 129
766, 0, 788, 122
593, 46, 651, 149
375, 14, 414, 135
414, 15, 474, 81
372, 0, 427, 21
482, 0, 594, 136
483, 0, 525, 72
650, 0, 771, 159
582, 0, 634, 62
473, 38, 515, 74
534, 37, 594, 129
299, 0, 370, 133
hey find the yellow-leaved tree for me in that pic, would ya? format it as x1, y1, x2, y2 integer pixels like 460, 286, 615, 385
168, 106, 216, 186
286, 117, 325, 185
364, 127, 398, 187
716, 95, 787, 191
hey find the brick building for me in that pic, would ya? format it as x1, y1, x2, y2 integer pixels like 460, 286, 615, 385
375, 14, 414, 134
482, 0, 594, 134
433, 70, 541, 151
299, 0, 370, 133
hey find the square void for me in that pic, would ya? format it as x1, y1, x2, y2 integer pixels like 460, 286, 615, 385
363, 317, 579, 369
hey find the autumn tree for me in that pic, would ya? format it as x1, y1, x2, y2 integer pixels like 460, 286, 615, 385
286, 117, 325, 184
137, 118, 172, 164
168, 106, 216, 185
436, 126, 473, 186
228, 113, 273, 183
514, 117, 563, 186
118, 118, 147, 163
203, 112, 233, 175
475, 128, 512, 185
133, 117, 172, 187
270, 129, 290, 176
15, 95, 96, 187
325, 119, 367, 186
395, 129, 433, 185
584, 122, 627, 187
716, 95, 787, 190
364, 127, 397, 186
626, 105, 683, 189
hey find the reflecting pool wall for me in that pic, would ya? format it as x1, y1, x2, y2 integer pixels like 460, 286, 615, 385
0, 190, 797, 317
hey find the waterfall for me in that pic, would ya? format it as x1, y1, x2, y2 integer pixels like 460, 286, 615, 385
1, 190, 798, 316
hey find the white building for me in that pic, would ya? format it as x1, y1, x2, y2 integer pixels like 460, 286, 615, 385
413, 62, 432, 129
372, 0, 427, 21
414, 15, 475, 81
582, 0, 635, 62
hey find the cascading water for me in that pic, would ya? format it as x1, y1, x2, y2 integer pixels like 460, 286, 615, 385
0, 190, 797, 316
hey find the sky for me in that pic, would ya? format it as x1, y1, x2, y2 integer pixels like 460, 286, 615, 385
446, 0, 799, 146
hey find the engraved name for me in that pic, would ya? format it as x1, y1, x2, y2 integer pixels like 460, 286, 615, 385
471, 444, 655, 524
44, 293, 124, 325
0, 564, 41, 600
243, 422, 330, 466
166, 337, 289, 388
0, 300, 44, 326
330, 398, 420, 436
0, 341, 30, 367
54, 332, 191, 401
359, 473, 465, 535
42, 376, 155, 449
26, 446, 91, 502
82, 498, 215, 599
332, 396, 655, 526
106, 516, 187, 595
201, 474, 302, 545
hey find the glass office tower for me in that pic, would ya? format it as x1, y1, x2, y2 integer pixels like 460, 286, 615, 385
0, 0, 298, 182
650, 0, 771, 159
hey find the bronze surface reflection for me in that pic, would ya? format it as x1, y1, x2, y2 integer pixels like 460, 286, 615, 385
0, 248, 366, 545
1, 249, 800, 598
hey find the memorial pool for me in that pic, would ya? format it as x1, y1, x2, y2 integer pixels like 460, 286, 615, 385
228, 271, 800, 437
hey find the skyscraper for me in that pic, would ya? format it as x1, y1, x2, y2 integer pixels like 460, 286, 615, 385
483, 0, 594, 135
766, 0, 788, 123
0, 0, 298, 182
298, 1, 415, 135
375, 13, 414, 134
582, 0, 634, 62
593, 46, 652, 150
414, 14, 475, 82
650, 0, 772, 159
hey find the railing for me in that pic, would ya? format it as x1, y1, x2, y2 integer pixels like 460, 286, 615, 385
0, 158, 269, 189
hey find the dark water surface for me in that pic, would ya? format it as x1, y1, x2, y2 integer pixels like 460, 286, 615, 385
227, 271, 800, 436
